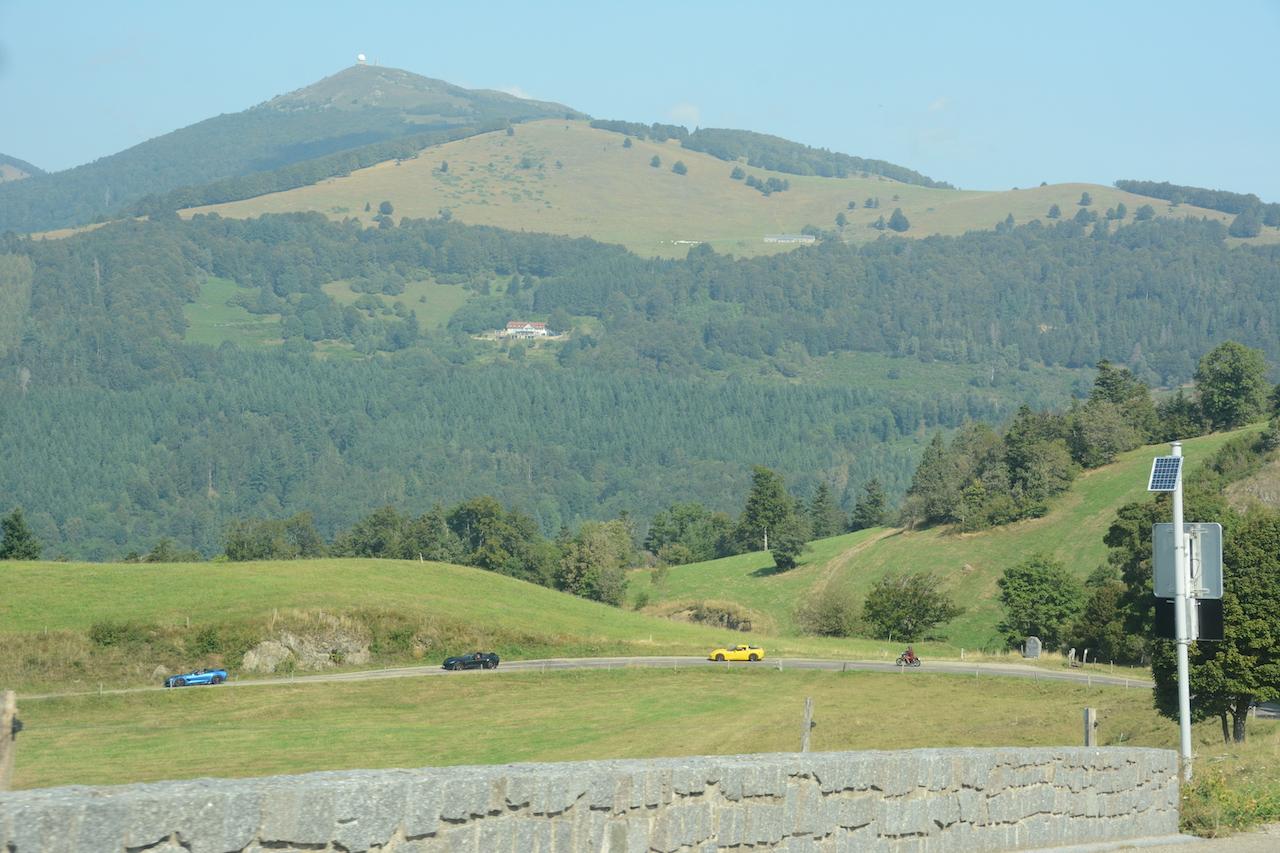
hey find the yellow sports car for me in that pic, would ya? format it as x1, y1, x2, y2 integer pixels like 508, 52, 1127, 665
708, 644, 765, 662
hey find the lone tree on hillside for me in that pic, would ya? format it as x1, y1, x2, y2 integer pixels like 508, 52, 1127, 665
1079, 191, 1092, 206
807, 482, 844, 539
1194, 341, 1270, 430
671, 160, 687, 175
996, 553, 1083, 649
734, 466, 794, 552
769, 514, 811, 570
650, 155, 661, 168
0, 507, 41, 560
378, 200, 394, 216
863, 571, 962, 642
887, 208, 910, 232
1047, 203, 1061, 219
849, 479, 888, 530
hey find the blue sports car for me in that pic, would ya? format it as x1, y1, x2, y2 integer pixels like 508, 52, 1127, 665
164, 668, 228, 688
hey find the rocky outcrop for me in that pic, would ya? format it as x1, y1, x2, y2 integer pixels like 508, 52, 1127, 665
240, 614, 371, 673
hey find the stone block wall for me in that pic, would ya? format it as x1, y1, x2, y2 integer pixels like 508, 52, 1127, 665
0, 747, 1180, 852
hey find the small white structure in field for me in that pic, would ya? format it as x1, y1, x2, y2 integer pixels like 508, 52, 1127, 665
504, 321, 549, 339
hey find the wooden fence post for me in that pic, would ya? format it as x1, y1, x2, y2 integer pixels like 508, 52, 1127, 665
0, 690, 16, 791
1084, 707, 1098, 747
800, 697, 814, 753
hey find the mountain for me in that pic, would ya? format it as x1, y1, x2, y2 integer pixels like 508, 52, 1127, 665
0, 153, 43, 183
0, 65, 585, 234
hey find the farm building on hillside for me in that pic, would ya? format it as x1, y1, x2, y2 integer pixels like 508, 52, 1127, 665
504, 321, 550, 339
764, 234, 817, 244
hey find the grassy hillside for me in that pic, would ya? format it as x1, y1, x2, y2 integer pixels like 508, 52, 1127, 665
1, 555, 949, 693
0, 153, 42, 183
14, 667, 1191, 789
640, 428, 1255, 649
188, 120, 1258, 258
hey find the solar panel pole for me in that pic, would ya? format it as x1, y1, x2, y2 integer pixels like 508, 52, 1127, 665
1171, 441, 1193, 781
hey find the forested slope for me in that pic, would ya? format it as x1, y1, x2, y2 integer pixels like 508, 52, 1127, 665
1, 213, 1278, 558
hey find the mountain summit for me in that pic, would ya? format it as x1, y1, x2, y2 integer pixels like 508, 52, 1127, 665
266, 64, 582, 121
0, 65, 584, 234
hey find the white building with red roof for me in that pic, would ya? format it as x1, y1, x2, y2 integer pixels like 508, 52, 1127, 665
504, 321, 549, 339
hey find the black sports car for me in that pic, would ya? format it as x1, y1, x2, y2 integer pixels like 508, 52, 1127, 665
442, 652, 499, 671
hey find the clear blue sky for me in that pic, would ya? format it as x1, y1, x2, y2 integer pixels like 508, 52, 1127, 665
2, 1, 1277, 199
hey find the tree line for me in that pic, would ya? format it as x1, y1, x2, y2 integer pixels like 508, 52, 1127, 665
588, 120, 952, 187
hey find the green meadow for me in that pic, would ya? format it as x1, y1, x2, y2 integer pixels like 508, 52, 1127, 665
12, 666, 1209, 790
321, 277, 471, 331
182, 276, 280, 347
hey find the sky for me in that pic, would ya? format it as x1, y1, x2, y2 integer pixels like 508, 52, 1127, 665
2, 1, 1278, 200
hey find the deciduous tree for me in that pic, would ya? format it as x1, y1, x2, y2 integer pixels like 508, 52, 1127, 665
1194, 341, 1270, 429
862, 571, 961, 641
1153, 508, 1280, 742
996, 553, 1083, 648
769, 513, 811, 570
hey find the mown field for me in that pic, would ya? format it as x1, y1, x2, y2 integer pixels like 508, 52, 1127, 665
11, 666, 1209, 790
638, 428, 1256, 648
185, 121, 1257, 258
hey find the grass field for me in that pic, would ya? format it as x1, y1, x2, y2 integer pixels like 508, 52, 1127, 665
11, 666, 1216, 790
321, 277, 470, 331
182, 276, 281, 347
639, 428, 1256, 649
184, 120, 1270, 258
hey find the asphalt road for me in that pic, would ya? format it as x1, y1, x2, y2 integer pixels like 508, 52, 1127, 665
23, 655, 1154, 700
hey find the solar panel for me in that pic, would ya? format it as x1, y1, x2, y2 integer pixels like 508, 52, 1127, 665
1147, 456, 1182, 492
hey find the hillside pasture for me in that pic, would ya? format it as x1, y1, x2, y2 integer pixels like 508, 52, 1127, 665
182, 276, 281, 348
321, 277, 470, 331
642, 429, 1254, 650
184, 121, 1255, 258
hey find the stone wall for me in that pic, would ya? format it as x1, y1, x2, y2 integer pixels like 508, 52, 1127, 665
0, 747, 1180, 852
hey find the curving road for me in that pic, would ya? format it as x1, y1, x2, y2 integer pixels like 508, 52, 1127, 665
22, 655, 1154, 701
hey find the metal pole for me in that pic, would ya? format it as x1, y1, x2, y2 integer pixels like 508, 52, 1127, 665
1171, 441, 1193, 781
